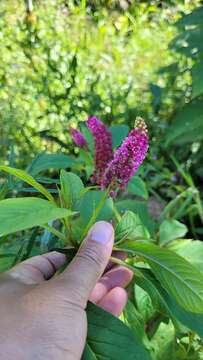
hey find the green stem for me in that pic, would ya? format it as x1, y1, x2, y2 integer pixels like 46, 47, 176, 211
189, 213, 197, 239
110, 256, 135, 272
113, 204, 121, 222
42, 225, 66, 242
159, 188, 193, 222
80, 188, 109, 240
194, 191, 203, 223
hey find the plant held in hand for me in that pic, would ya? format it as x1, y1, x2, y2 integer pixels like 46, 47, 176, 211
1, 115, 203, 360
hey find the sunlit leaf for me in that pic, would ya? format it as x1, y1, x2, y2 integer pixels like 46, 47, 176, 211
122, 241, 203, 313
159, 219, 188, 245
60, 170, 84, 210
0, 198, 73, 236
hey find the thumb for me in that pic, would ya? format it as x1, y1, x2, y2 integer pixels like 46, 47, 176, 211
59, 221, 114, 306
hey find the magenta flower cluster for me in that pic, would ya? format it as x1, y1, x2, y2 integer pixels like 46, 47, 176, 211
101, 117, 149, 196
70, 127, 87, 149
69, 116, 148, 197
87, 116, 113, 184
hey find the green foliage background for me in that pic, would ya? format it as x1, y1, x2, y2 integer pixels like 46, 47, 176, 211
0, 0, 185, 160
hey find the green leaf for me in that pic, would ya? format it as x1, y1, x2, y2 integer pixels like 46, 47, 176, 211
0, 198, 73, 236
79, 190, 113, 226
127, 176, 148, 200
0, 254, 15, 272
170, 27, 203, 57
169, 239, 203, 275
123, 300, 149, 346
150, 321, 176, 360
81, 125, 94, 154
122, 241, 203, 313
60, 170, 84, 210
163, 293, 203, 339
0, 166, 54, 203
159, 219, 188, 245
116, 199, 156, 236
115, 210, 150, 243
144, 271, 203, 338
79, 149, 94, 178
110, 124, 129, 149
27, 153, 75, 176
0, 182, 8, 200
165, 101, 203, 146
177, 7, 203, 27
82, 302, 151, 360
191, 61, 203, 99
134, 284, 157, 322
134, 268, 171, 317
82, 344, 96, 360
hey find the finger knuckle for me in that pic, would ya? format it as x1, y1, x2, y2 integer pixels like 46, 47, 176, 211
77, 246, 105, 273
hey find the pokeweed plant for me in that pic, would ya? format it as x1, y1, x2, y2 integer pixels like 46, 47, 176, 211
0, 117, 203, 360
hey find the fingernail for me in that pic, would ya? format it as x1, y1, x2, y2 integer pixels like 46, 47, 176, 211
89, 221, 114, 244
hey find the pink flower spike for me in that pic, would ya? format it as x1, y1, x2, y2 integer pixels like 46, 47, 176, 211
87, 116, 113, 184
101, 117, 149, 196
70, 127, 88, 148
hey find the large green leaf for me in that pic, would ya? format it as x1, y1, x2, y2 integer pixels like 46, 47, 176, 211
169, 239, 203, 275
116, 200, 156, 236
82, 302, 151, 360
127, 175, 148, 200
170, 27, 203, 57
79, 190, 113, 226
164, 292, 203, 339
143, 270, 203, 338
60, 170, 84, 210
191, 61, 203, 99
177, 7, 203, 27
134, 284, 157, 322
122, 241, 203, 313
165, 101, 203, 146
133, 268, 171, 317
0, 166, 54, 203
110, 124, 129, 149
27, 153, 75, 176
123, 300, 149, 346
115, 210, 150, 243
0, 254, 15, 272
150, 321, 176, 360
0, 198, 73, 236
159, 219, 188, 245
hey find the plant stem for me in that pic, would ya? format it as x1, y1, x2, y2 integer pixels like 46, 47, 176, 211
21, 227, 38, 260
110, 256, 135, 272
80, 188, 109, 240
194, 191, 203, 223
113, 204, 121, 222
42, 224, 66, 242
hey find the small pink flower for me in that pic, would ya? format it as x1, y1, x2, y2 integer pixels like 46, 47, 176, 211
70, 127, 87, 148
101, 117, 149, 196
87, 116, 113, 184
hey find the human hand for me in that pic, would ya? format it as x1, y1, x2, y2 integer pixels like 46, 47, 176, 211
0, 221, 133, 360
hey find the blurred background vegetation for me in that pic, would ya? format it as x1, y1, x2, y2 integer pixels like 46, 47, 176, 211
0, 1, 203, 240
